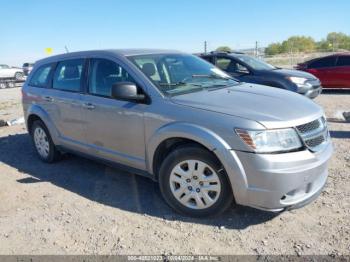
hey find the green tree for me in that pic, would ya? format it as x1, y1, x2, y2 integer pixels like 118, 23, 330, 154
265, 42, 283, 55
326, 32, 350, 50
281, 36, 316, 53
216, 46, 232, 52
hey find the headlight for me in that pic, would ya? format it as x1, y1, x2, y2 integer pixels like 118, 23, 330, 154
287, 76, 309, 86
235, 128, 302, 153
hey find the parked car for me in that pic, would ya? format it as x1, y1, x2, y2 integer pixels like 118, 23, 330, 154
198, 51, 322, 98
22, 49, 332, 217
296, 53, 350, 89
22, 63, 34, 76
0, 64, 24, 80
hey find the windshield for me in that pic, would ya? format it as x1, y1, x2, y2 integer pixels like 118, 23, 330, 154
128, 54, 239, 96
235, 55, 276, 70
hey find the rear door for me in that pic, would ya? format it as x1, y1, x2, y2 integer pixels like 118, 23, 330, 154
334, 56, 350, 88
306, 56, 337, 88
48, 58, 86, 151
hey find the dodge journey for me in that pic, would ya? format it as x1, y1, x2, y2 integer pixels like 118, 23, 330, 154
22, 49, 333, 217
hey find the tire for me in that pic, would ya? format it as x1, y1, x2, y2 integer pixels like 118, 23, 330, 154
30, 120, 60, 163
7, 82, 15, 88
159, 146, 233, 217
14, 72, 23, 81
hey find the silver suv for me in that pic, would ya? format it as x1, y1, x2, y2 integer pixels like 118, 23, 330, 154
22, 49, 333, 217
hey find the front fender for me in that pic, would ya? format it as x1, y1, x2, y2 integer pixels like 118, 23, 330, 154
146, 122, 249, 201
26, 104, 60, 145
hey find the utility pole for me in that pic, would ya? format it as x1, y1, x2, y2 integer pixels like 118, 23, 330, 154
204, 41, 207, 54
255, 41, 258, 57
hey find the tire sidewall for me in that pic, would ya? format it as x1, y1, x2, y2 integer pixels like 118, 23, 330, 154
31, 120, 56, 163
15, 72, 23, 80
159, 146, 233, 217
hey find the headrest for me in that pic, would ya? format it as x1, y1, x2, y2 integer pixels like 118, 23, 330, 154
141, 63, 156, 77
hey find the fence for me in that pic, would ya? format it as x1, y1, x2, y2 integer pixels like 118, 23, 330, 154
263, 51, 341, 69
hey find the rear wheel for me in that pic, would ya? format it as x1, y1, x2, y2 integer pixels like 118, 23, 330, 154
159, 146, 233, 217
31, 120, 60, 163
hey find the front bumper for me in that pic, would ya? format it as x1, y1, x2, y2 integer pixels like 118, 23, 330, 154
298, 79, 322, 99
225, 142, 332, 212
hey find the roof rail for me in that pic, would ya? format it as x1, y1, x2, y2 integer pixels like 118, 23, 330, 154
209, 50, 245, 55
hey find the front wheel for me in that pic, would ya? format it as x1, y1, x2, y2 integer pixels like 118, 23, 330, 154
159, 146, 233, 217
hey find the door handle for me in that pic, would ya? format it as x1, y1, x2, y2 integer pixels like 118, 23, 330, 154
43, 96, 54, 102
82, 102, 95, 110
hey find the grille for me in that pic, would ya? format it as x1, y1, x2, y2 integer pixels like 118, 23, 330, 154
305, 135, 325, 148
296, 117, 328, 151
296, 119, 321, 134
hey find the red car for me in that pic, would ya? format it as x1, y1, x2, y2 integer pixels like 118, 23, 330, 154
296, 53, 350, 89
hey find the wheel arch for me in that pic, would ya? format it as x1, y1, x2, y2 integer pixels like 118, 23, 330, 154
147, 122, 232, 178
26, 105, 59, 145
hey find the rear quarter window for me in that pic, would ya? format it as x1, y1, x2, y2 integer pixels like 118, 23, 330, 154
29, 64, 53, 88
309, 56, 336, 68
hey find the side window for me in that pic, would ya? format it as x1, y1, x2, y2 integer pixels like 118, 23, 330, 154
216, 57, 231, 71
336, 56, 350, 67
53, 59, 84, 92
88, 58, 136, 97
309, 57, 336, 69
29, 64, 53, 88
217, 57, 249, 74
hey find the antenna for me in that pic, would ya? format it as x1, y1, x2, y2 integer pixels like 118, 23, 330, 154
64, 46, 69, 53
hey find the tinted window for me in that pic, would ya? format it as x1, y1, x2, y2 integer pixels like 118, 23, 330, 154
235, 55, 275, 70
53, 59, 84, 92
216, 58, 231, 71
309, 56, 336, 68
217, 57, 249, 74
336, 56, 350, 66
200, 55, 214, 64
29, 64, 53, 87
88, 58, 135, 97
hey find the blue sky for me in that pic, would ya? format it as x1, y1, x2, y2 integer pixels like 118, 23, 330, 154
1, 0, 349, 65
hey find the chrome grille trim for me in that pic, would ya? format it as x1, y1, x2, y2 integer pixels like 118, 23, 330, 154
296, 117, 328, 152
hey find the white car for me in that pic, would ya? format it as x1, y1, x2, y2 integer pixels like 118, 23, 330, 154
0, 64, 24, 80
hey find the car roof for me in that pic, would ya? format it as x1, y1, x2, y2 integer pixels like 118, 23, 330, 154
198, 51, 245, 56
35, 49, 183, 65
304, 52, 350, 64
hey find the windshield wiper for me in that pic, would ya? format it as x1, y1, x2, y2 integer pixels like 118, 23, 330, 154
159, 82, 203, 87
191, 74, 232, 80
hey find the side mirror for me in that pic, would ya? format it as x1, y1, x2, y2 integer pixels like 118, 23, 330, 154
111, 82, 146, 103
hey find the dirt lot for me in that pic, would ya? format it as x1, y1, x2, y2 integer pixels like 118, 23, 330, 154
0, 87, 349, 256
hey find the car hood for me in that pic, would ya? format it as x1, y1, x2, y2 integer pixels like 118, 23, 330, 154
170, 83, 324, 129
265, 68, 317, 80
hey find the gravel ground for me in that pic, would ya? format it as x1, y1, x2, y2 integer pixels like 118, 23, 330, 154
0, 88, 349, 255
